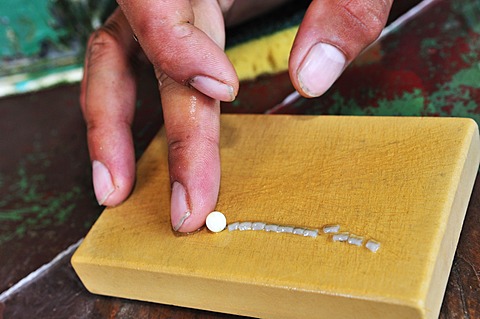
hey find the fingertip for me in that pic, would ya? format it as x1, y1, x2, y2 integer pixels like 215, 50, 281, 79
295, 43, 346, 98
171, 181, 191, 231
169, 145, 221, 233
92, 160, 115, 205
189, 75, 237, 102
92, 159, 134, 207
170, 172, 220, 233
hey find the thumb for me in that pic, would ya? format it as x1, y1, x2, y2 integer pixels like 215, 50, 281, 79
289, 0, 393, 98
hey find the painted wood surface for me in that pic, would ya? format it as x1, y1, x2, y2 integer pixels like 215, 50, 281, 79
232, 0, 480, 121
72, 115, 480, 319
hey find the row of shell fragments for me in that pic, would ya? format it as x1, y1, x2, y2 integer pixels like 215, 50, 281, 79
227, 222, 380, 253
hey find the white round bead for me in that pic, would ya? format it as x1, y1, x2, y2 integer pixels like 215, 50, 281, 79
206, 211, 227, 233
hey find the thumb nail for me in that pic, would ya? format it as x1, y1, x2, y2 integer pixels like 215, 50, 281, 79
297, 43, 346, 97
171, 181, 191, 231
92, 160, 115, 205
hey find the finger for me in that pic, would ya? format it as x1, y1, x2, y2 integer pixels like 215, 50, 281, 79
81, 9, 138, 206
158, 0, 226, 233
162, 80, 221, 233
117, 0, 238, 102
289, 0, 393, 97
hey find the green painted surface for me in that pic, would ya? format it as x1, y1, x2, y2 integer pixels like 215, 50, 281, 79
322, 89, 427, 116
0, 0, 60, 57
0, 152, 81, 245
0, 0, 115, 79
452, 1, 480, 34
450, 64, 480, 89
303, 62, 480, 124
427, 63, 480, 119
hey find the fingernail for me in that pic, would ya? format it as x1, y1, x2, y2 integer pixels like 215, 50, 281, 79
92, 160, 115, 205
297, 43, 346, 97
171, 181, 191, 231
189, 76, 235, 102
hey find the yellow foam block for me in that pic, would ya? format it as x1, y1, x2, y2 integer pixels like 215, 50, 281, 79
226, 26, 298, 81
72, 115, 480, 319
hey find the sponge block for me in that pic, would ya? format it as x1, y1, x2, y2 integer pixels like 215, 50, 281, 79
226, 26, 297, 81
72, 115, 480, 319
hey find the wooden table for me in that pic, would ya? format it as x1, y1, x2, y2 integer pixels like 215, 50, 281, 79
1, 0, 479, 317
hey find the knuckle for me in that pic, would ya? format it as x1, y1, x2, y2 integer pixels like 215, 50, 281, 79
137, 15, 168, 37
86, 28, 119, 66
201, 133, 219, 150
340, 0, 389, 43
168, 136, 190, 154
168, 130, 218, 161
86, 118, 131, 139
167, 133, 192, 163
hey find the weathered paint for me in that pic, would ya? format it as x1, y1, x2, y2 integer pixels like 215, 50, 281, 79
0, 152, 81, 245
0, 0, 59, 57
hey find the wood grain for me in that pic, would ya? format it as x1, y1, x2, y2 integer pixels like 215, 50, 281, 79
72, 115, 480, 319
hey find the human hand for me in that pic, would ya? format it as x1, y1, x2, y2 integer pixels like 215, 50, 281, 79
80, 0, 393, 233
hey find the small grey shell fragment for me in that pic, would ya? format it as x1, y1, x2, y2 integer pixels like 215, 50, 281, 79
303, 229, 319, 238
332, 232, 349, 242
252, 222, 266, 231
277, 226, 294, 233
293, 228, 305, 235
238, 222, 253, 231
323, 224, 340, 234
365, 239, 381, 253
347, 234, 364, 246
264, 224, 279, 232
227, 222, 239, 231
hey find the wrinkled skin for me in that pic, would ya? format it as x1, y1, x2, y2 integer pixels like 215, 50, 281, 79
80, 0, 394, 232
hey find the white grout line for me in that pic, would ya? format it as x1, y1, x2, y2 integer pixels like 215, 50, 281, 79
379, 0, 437, 38
0, 238, 83, 302
265, 0, 438, 113
265, 91, 301, 114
